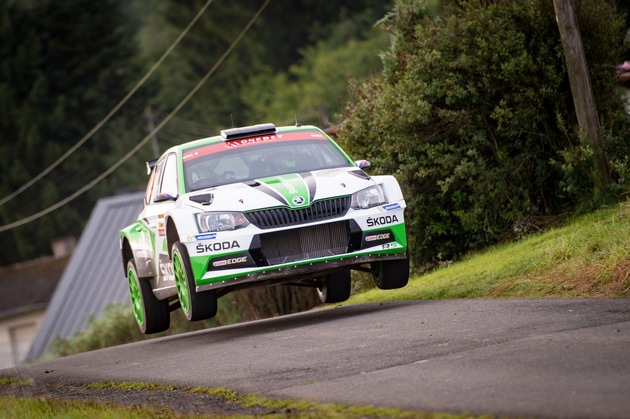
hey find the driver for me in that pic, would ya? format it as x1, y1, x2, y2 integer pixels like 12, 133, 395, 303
273, 149, 296, 171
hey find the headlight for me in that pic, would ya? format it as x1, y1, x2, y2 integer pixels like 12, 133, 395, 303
196, 212, 249, 232
351, 185, 386, 209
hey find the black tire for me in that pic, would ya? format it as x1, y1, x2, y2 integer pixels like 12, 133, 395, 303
127, 259, 170, 334
172, 242, 218, 321
372, 256, 410, 290
317, 269, 351, 303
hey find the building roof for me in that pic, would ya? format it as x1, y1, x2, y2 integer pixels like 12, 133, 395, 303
27, 192, 143, 361
0, 256, 69, 320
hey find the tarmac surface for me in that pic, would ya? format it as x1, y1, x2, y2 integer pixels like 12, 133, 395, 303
3, 298, 630, 418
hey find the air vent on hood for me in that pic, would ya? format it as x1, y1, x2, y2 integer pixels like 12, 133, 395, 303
190, 193, 214, 205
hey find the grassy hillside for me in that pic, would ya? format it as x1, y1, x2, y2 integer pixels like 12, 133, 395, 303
351, 198, 630, 304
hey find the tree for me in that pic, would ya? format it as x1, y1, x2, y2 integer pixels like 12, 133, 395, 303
0, 0, 146, 265
338, 0, 629, 270
146, 0, 393, 131
242, 10, 390, 126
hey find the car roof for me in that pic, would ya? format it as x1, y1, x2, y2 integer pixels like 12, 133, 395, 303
165, 124, 326, 157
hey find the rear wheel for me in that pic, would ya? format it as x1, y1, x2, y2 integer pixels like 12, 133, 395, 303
127, 259, 170, 334
372, 256, 410, 290
317, 269, 351, 303
172, 242, 218, 321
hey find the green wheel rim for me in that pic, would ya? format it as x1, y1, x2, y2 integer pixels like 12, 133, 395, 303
127, 267, 144, 327
173, 249, 191, 315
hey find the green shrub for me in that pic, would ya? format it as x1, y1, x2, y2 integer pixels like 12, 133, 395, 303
339, 0, 630, 271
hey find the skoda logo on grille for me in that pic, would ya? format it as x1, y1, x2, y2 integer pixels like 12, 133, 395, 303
292, 196, 305, 206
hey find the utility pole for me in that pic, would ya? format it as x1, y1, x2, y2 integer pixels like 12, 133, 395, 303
553, 0, 611, 194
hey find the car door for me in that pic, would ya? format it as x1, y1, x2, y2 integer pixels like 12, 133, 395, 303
140, 153, 179, 290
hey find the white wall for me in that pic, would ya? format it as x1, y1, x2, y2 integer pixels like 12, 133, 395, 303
0, 310, 46, 369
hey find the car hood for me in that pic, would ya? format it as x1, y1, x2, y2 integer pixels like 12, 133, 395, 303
180, 167, 373, 212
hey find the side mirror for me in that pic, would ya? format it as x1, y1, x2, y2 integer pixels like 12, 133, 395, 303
153, 192, 177, 203
354, 160, 371, 169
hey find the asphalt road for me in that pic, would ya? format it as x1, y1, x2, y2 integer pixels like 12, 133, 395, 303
3, 298, 630, 418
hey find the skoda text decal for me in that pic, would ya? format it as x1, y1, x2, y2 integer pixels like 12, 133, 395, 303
196, 240, 241, 254
367, 215, 399, 227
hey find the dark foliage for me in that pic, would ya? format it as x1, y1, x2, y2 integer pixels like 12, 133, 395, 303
339, 0, 630, 271
149, 0, 393, 132
0, 0, 148, 265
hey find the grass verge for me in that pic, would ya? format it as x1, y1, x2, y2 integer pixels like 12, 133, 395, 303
350, 199, 630, 304
0, 396, 174, 419
0, 380, 485, 418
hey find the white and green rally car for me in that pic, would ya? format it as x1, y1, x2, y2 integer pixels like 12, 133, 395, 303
120, 123, 409, 333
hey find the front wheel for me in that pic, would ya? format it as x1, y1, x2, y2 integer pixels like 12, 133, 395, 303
127, 259, 170, 334
317, 269, 351, 304
172, 242, 218, 321
372, 256, 409, 290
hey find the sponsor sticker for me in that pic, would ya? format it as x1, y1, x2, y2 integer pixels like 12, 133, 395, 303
158, 254, 174, 281
196, 240, 241, 254
382, 203, 401, 211
195, 233, 217, 241
136, 250, 151, 259
225, 134, 281, 149
212, 256, 248, 267
360, 228, 397, 250
280, 177, 298, 193
365, 233, 391, 242
366, 215, 399, 228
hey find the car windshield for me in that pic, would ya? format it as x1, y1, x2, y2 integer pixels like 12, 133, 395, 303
183, 136, 353, 192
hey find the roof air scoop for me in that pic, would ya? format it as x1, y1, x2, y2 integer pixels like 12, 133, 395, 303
220, 123, 276, 141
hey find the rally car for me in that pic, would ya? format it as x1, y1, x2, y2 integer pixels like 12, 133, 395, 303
120, 123, 409, 333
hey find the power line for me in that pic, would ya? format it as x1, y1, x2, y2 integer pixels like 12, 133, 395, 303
0, 0, 271, 233
0, 0, 216, 208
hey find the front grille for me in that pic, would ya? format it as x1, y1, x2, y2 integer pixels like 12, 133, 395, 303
260, 221, 350, 265
245, 196, 350, 229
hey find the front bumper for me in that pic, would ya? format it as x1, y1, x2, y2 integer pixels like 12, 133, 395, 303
196, 252, 406, 293
185, 203, 407, 292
